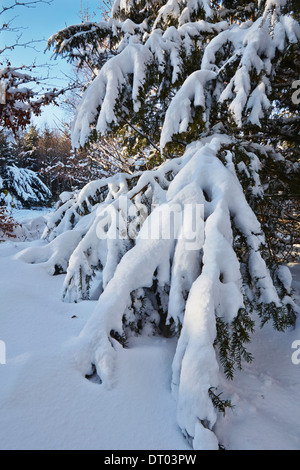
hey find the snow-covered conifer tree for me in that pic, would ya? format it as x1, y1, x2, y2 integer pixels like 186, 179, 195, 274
0, 126, 52, 208
0, 164, 52, 208
23, 0, 300, 449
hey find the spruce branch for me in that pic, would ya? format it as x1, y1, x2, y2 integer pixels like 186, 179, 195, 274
208, 387, 234, 417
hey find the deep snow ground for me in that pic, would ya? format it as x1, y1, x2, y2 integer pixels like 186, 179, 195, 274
0, 212, 300, 450
0, 241, 189, 450
216, 263, 300, 450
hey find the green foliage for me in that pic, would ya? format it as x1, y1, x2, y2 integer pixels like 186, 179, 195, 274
215, 309, 255, 381
208, 387, 234, 416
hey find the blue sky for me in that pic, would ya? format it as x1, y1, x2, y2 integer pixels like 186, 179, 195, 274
1, 0, 103, 129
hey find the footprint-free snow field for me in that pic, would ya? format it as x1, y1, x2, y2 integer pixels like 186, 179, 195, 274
0, 229, 300, 450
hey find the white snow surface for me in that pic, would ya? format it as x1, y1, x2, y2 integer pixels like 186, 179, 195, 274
0, 213, 300, 450
0, 239, 189, 450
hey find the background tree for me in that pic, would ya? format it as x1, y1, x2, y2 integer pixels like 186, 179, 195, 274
0, 127, 14, 168
0, 0, 71, 135
18, 124, 40, 171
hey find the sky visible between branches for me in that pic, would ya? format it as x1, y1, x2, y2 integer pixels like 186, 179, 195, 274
1, 0, 102, 128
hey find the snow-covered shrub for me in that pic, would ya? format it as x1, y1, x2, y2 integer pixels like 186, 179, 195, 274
0, 206, 21, 241
0, 206, 51, 242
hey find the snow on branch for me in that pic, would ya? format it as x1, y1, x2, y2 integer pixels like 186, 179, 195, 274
160, 70, 216, 148
47, 17, 147, 63
154, 0, 213, 29
202, 10, 300, 128
71, 40, 153, 148
67, 17, 228, 149
0, 66, 70, 133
